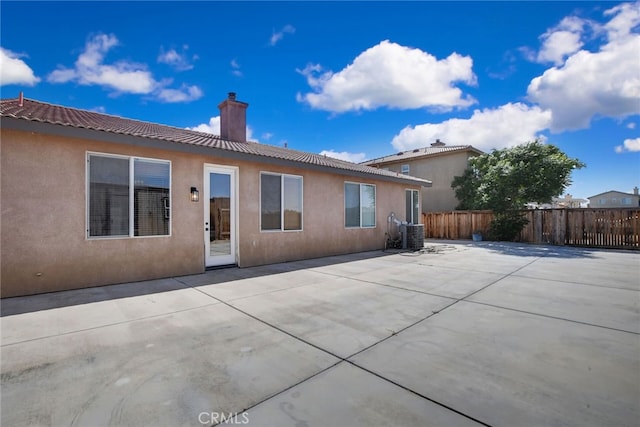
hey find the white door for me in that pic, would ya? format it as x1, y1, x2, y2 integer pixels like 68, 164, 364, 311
204, 165, 237, 267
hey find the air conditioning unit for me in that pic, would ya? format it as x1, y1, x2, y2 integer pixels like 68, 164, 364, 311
400, 224, 424, 250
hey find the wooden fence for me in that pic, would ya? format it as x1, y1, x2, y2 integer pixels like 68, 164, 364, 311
423, 209, 640, 250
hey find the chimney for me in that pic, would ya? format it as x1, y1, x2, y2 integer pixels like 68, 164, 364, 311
634, 186, 639, 196
431, 139, 446, 147
218, 92, 248, 142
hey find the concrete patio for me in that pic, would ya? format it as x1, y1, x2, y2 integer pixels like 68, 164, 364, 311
1, 240, 639, 426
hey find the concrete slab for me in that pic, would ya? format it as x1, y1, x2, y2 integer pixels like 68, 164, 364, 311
353, 263, 504, 299
227, 277, 454, 358
1, 279, 217, 345
195, 269, 331, 302
2, 242, 638, 427
2, 304, 339, 427
351, 301, 640, 427
243, 362, 484, 427
417, 242, 541, 275
467, 275, 640, 333
514, 252, 640, 290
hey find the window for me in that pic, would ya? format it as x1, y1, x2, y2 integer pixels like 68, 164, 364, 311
261, 172, 303, 231
401, 164, 410, 175
406, 189, 420, 224
622, 197, 632, 205
88, 153, 170, 238
345, 183, 376, 228
599, 198, 606, 205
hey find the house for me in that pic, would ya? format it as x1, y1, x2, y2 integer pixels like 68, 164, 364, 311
0, 93, 430, 297
587, 188, 640, 208
526, 194, 588, 209
361, 140, 483, 214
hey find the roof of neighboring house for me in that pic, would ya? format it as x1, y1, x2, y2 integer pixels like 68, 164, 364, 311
587, 190, 639, 199
0, 96, 431, 186
361, 144, 484, 166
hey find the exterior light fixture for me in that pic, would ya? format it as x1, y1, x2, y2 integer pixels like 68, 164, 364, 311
190, 187, 199, 202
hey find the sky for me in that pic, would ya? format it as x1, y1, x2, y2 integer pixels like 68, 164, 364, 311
1, 1, 639, 201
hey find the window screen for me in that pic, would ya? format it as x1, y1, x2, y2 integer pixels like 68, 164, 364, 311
89, 156, 130, 237
261, 173, 282, 230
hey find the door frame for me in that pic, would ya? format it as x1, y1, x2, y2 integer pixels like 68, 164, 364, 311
203, 164, 239, 267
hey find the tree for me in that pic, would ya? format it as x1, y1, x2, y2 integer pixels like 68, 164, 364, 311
451, 140, 585, 240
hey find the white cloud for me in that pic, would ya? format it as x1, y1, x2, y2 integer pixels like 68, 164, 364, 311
527, 3, 640, 131
157, 84, 203, 103
157, 46, 195, 71
535, 17, 589, 65
296, 40, 477, 113
0, 47, 40, 86
604, 1, 640, 41
615, 137, 640, 153
627, 122, 636, 129
391, 103, 552, 152
187, 116, 254, 141
187, 116, 221, 134
230, 58, 243, 77
47, 33, 203, 103
270, 24, 295, 46
319, 150, 367, 164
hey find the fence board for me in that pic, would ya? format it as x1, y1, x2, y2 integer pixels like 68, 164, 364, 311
422, 209, 639, 250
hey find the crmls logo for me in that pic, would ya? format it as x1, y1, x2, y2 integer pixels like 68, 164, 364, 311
198, 411, 250, 425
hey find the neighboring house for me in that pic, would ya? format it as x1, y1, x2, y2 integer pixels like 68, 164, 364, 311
1, 93, 430, 297
527, 194, 588, 209
362, 140, 483, 214
587, 188, 640, 208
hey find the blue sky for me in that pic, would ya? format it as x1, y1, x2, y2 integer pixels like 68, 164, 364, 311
1, 1, 639, 201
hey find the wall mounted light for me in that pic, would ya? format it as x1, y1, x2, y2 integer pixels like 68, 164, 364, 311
190, 187, 200, 202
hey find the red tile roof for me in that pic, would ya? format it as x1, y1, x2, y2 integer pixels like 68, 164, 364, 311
1, 97, 430, 185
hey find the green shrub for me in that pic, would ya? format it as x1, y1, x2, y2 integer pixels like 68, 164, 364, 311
487, 211, 529, 241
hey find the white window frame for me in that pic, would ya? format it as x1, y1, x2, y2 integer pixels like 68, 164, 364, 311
344, 182, 376, 229
401, 164, 410, 175
406, 189, 420, 224
86, 152, 172, 239
260, 172, 304, 232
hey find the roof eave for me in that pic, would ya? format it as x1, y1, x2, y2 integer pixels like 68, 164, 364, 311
1, 117, 431, 187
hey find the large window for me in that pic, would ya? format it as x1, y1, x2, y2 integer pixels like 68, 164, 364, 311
406, 189, 420, 224
88, 153, 170, 238
261, 172, 303, 231
345, 183, 376, 228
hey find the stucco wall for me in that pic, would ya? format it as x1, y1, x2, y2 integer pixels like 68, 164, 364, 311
1, 128, 418, 297
384, 152, 474, 213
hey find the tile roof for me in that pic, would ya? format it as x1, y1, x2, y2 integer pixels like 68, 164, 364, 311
0, 97, 430, 185
362, 144, 483, 165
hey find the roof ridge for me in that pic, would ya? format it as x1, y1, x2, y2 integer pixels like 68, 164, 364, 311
361, 144, 481, 164
4, 96, 216, 135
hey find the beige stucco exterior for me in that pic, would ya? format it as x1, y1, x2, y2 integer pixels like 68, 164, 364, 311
1, 127, 420, 297
588, 190, 640, 208
378, 150, 478, 213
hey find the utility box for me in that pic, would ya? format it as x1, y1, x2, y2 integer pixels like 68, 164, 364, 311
401, 224, 424, 250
